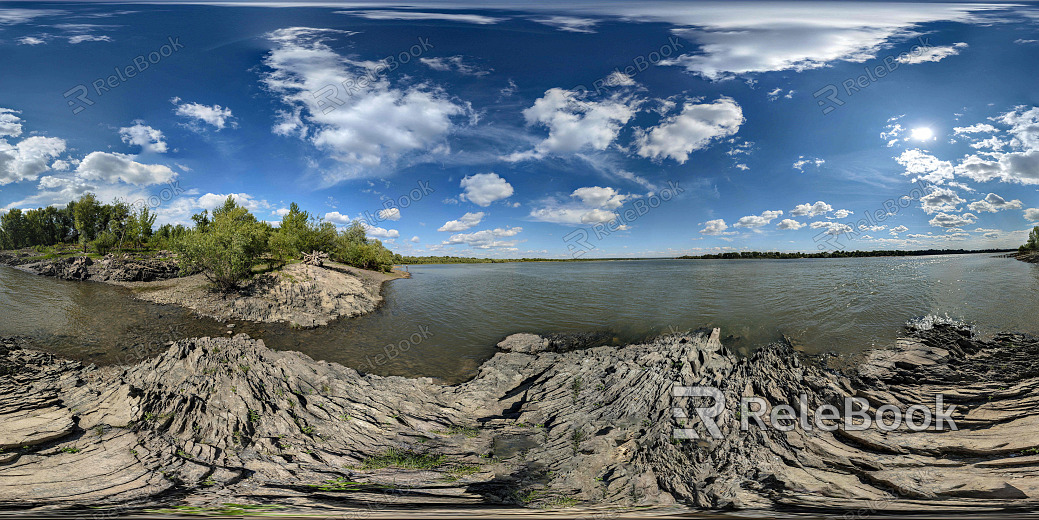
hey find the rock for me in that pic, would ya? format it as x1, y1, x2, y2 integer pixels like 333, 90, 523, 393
2, 324, 1039, 515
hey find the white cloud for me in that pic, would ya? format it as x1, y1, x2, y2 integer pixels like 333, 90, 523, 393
443, 226, 522, 249
262, 27, 468, 180
460, 172, 513, 206
173, 100, 236, 130
68, 34, 112, 44
362, 223, 399, 238
792, 156, 824, 171
324, 211, 352, 225
339, 10, 502, 24
274, 208, 291, 217
832, 209, 853, 219
810, 221, 853, 235
17, 36, 45, 45
0, 9, 60, 25
967, 193, 1023, 213
791, 201, 833, 217
1025, 208, 1039, 222
75, 152, 175, 185
118, 122, 167, 153
0, 108, 23, 138
896, 149, 953, 184
953, 123, 998, 134
700, 219, 735, 235
951, 107, 1039, 185
634, 97, 743, 164
419, 56, 490, 76
531, 16, 598, 33
890, 225, 909, 235
507, 88, 637, 160
438, 211, 484, 232
529, 186, 632, 225
777, 218, 804, 230
653, 4, 995, 79
929, 212, 977, 228
734, 209, 783, 228
919, 186, 964, 214
0, 136, 67, 185
377, 207, 401, 221
895, 42, 967, 64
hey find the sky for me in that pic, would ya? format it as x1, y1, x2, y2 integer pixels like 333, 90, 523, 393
1, 0, 1038, 258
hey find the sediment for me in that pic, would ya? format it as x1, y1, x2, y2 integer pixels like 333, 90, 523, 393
2, 321, 1038, 516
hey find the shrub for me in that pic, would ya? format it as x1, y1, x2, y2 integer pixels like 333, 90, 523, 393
175, 197, 269, 291
91, 230, 119, 255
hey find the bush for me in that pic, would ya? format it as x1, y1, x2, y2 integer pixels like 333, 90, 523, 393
1026, 226, 1039, 252
91, 230, 118, 255
175, 197, 269, 291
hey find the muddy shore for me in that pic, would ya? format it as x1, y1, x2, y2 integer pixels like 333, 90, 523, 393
2, 321, 1038, 516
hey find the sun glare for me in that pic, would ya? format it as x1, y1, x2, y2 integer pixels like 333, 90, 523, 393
911, 127, 934, 141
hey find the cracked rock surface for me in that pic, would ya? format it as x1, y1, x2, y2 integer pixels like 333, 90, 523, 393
1, 323, 1038, 516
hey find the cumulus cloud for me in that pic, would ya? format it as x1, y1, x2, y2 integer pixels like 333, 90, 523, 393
634, 97, 743, 164
896, 149, 953, 184
438, 211, 484, 232
529, 186, 631, 225
262, 27, 467, 180
968, 193, 1023, 213
777, 218, 804, 230
324, 211, 352, 225
443, 226, 522, 249
791, 201, 833, 217
810, 221, 853, 236
17, 36, 45, 45
0, 135, 67, 185
1025, 208, 1039, 221
919, 186, 964, 214
733, 209, 783, 228
507, 88, 637, 160
362, 223, 399, 238
118, 122, 167, 153
173, 100, 236, 130
950, 107, 1039, 185
929, 212, 977, 228
700, 219, 735, 235
460, 172, 513, 206
954, 123, 998, 134
377, 207, 401, 221
890, 225, 909, 235
75, 152, 176, 185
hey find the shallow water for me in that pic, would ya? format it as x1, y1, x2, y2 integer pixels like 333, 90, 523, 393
1, 254, 1037, 383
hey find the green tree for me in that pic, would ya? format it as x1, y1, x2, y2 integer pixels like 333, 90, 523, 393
1024, 226, 1039, 252
72, 193, 102, 252
175, 196, 270, 291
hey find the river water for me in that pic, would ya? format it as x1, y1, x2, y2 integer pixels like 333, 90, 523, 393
1, 254, 1036, 383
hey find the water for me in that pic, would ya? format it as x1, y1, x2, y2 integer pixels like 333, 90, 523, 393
1, 254, 1036, 383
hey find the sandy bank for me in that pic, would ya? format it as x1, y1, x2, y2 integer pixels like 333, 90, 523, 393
1, 321, 1038, 516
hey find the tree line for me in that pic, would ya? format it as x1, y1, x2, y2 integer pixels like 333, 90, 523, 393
1023, 226, 1039, 252
677, 248, 1018, 260
1, 194, 402, 291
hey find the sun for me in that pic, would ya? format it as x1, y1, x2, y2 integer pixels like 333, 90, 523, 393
910, 127, 934, 141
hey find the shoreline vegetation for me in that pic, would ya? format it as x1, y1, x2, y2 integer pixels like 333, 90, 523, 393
3, 320, 1039, 515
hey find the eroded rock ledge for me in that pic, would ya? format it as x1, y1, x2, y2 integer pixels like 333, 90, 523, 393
1, 323, 1038, 516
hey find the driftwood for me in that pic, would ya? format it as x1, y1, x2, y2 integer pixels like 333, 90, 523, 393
301, 250, 329, 267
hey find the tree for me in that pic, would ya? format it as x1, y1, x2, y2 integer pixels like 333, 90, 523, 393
175, 196, 270, 291
1024, 226, 1039, 252
72, 194, 102, 252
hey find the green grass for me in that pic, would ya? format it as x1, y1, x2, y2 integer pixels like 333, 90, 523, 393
442, 464, 482, 482
58, 446, 81, 454
434, 424, 480, 438
359, 448, 446, 470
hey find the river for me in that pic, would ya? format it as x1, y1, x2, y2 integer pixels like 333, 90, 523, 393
1, 253, 1036, 383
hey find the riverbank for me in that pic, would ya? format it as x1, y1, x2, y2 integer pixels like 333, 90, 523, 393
0, 249, 408, 328
2, 320, 1038, 516
1013, 251, 1039, 264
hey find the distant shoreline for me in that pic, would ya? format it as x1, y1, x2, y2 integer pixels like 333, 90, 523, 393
400, 248, 1018, 265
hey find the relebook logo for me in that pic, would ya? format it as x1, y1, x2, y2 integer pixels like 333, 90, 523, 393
672, 386, 958, 440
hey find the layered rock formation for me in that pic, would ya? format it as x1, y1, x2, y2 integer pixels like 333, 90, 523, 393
19, 252, 180, 282
1, 323, 1038, 516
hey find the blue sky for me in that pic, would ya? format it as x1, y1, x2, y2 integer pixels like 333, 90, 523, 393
1, 0, 1038, 258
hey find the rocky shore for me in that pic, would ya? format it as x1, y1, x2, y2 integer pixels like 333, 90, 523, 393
0, 251, 401, 328
2, 322, 1038, 516
1013, 251, 1039, 264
